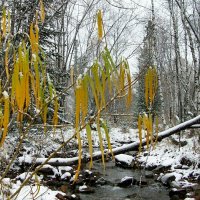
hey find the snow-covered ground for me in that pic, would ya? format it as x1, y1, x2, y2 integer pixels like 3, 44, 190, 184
0, 127, 199, 199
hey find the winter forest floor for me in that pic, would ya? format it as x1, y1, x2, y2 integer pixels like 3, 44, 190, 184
0, 126, 200, 200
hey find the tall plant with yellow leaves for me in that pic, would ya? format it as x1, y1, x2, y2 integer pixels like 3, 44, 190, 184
73, 48, 132, 180
138, 67, 159, 153
0, 7, 134, 199
0, 5, 59, 145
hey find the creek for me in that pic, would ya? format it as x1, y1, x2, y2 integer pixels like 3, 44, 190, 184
79, 161, 170, 200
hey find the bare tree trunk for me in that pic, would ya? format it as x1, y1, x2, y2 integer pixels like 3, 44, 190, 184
174, 0, 200, 44
181, 1, 199, 114
168, 0, 183, 122
11, 0, 16, 35
149, 0, 167, 125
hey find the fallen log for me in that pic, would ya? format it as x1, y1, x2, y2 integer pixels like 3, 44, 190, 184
18, 115, 200, 166
188, 124, 200, 128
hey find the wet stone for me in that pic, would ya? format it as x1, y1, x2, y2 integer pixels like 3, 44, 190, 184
56, 193, 67, 200
38, 164, 57, 176
74, 177, 84, 185
173, 164, 182, 169
66, 193, 81, 200
145, 171, 154, 178
117, 176, 137, 188
180, 157, 193, 167
145, 164, 157, 171
153, 165, 170, 174
143, 152, 148, 156
137, 180, 148, 186
96, 177, 107, 185
169, 188, 187, 199
78, 185, 95, 194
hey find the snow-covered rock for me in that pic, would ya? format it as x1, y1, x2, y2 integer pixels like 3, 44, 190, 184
115, 154, 135, 168
117, 176, 137, 187
61, 172, 71, 180
38, 164, 58, 177
159, 172, 182, 186
58, 166, 73, 176
79, 184, 94, 193
16, 172, 33, 182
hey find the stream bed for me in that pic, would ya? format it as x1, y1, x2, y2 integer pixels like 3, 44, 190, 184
79, 161, 170, 200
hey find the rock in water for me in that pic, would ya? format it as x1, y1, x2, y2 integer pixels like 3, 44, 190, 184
169, 188, 187, 199
96, 177, 107, 185
61, 172, 71, 180
117, 176, 137, 187
145, 171, 154, 178
79, 184, 95, 193
38, 164, 58, 176
160, 173, 176, 186
56, 193, 66, 200
115, 154, 135, 168
152, 165, 170, 173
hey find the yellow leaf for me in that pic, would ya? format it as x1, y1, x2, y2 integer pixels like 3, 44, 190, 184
149, 114, 153, 145
102, 120, 114, 159
33, 59, 40, 108
88, 76, 99, 110
30, 23, 36, 54
145, 71, 149, 107
81, 76, 88, 125
30, 23, 39, 56
35, 24, 39, 54
1, 8, 6, 38
91, 63, 104, 108
143, 114, 149, 149
126, 68, 132, 107
97, 117, 105, 169
40, 0, 45, 23
154, 115, 159, 149
43, 100, 48, 133
119, 63, 125, 92
97, 10, 103, 40
101, 70, 106, 108
74, 130, 82, 182
5, 41, 10, 79
138, 115, 142, 153
75, 86, 81, 129
0, 91, 10, 147
7, 11, 11, 33
102, 53, 112, 95
0, 80, 2, 95
86, 124, 93, 169
53, 97, 59, 127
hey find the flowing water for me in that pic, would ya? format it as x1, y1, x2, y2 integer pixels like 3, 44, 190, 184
80, 161, 170, 200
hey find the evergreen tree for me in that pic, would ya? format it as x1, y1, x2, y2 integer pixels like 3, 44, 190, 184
136, 20, 161, 116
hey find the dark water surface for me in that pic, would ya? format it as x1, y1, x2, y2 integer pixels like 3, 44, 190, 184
80, 161, 170, 200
